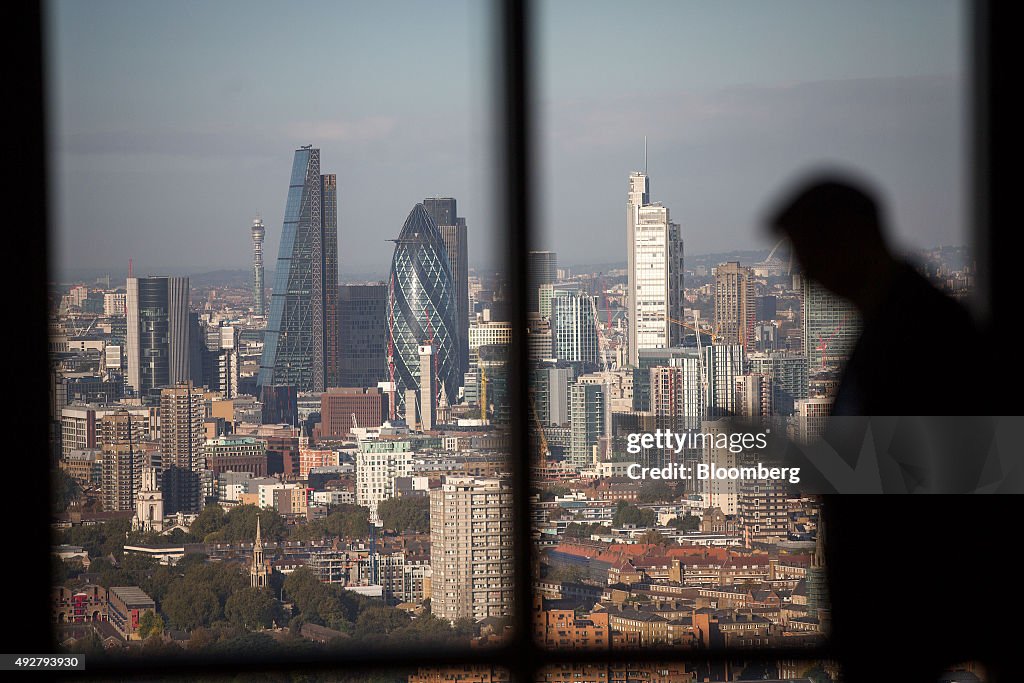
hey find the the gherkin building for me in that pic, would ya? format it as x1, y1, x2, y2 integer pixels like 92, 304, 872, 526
388, 204, 461, 418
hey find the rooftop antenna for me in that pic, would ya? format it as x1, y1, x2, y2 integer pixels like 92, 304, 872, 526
644, 136, 648, 175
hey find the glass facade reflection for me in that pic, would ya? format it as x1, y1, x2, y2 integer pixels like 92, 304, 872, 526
387, 204, 461, 420
258, 147, 340, 392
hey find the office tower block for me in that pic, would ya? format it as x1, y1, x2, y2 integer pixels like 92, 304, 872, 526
387, 204, 461, 418
802, 279, 861, 374
478, 344, 510, 426
714, 262, 756, 350
704, 344, 745, 417
261, 384, 298, 426
429, 477, 513, 622
649, 360, 703, 429
318, 387, 384, 440
568, 382, 604, 468
125, 276, 192, 398
533, 365, 573, 426
202, 322, 239, 398
338, 283, 388, 388
701, 420, 738, 515
160, 382, 205, 514
626, 170, 684, 366
99, 409, 146, 512
423, 197, 469, 378
259, 146, 340, 393
251, 215, 266, 316
418, 343, 436, 431
738, 474, 789, 547
734, 372, 773, 417
748, 351, 809, 415
527, 250, 558, 312
551, 290, 599, 368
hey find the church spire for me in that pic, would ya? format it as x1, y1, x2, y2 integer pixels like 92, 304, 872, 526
251, 514, 268, 589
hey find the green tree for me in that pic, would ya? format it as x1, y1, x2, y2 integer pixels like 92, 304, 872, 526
162, 581, 221, 630
322, 504, 372, 539
376, 497, 429, 533
190, 504, 226, 540
640, 528, 670, 546
137, 610, 165, 639
353, 605, 411, 637
612, 502, 656, 527
225, 587, 278, 630
206, 505, 286, 544
669, 513, 700, 532
52, 469, 81, 513
636, 480, 675, 503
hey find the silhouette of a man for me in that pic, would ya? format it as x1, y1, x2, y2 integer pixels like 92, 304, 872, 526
768, 176, 983, 415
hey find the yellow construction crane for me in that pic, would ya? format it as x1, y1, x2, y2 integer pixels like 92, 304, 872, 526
529, 391, 551, 459
667, 316, 722, 344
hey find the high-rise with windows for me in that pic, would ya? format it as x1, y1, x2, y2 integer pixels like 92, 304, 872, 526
258, 146, 339, 393
626, 170, 684, 366
338, 283, 388, 388
429, 477, 513, 622
423, 197, 469, 378
527, 250, 558, 312
802, 279, 860, 374
125, 276, 192, 398
160, 381, 205, 514
568, 382, 604, 468
387, 204, 461, 420
551, 290, 599, 368
714, 262, 756, 350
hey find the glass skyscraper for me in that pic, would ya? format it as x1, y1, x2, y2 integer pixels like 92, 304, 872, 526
125, 276, 191, 399
387, 204, 461, 419
258, 146, 339, 393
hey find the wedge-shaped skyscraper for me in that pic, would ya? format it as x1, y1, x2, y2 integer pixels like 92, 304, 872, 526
258, 146, 339, 392
387, 204, 461, 421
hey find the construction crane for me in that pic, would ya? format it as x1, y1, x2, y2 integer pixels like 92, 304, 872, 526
815, 313, 850, 370
588, 295, 613, 462
529, 391, 551, 459
351, 413, 358, 430
479, 363, 488, 421
692, 310, 709, 416
667, 316, 721, 344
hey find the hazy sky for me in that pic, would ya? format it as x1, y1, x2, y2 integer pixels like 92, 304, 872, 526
48, 0, 966, 280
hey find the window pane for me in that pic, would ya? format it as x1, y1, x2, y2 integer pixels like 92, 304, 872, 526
531, 0, 968, 656
47, 0, 512, 658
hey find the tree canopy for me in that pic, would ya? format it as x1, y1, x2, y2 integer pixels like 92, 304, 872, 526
612, 502, 656, 528
376, 497, 429, 533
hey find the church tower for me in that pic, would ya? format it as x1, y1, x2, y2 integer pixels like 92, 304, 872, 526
132, 465, 164, 533
250, 515, 269, 589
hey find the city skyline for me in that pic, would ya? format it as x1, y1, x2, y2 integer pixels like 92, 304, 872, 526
48, 1, 966, 279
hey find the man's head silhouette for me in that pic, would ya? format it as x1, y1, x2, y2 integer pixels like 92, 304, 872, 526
768, 175, 895, 307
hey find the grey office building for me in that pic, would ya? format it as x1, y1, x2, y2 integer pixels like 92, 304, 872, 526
125, 276, 192, 399
338, 283, 389, 388
528, 251, 557, 312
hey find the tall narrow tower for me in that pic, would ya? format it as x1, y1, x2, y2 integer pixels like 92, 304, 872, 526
251, 515, 268, 589
258, 147, 340, 392
626, 160, 684, 366
251, 215, 266, 317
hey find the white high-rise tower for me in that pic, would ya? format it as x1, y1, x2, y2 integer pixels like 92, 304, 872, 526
626, 158, 684, 366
